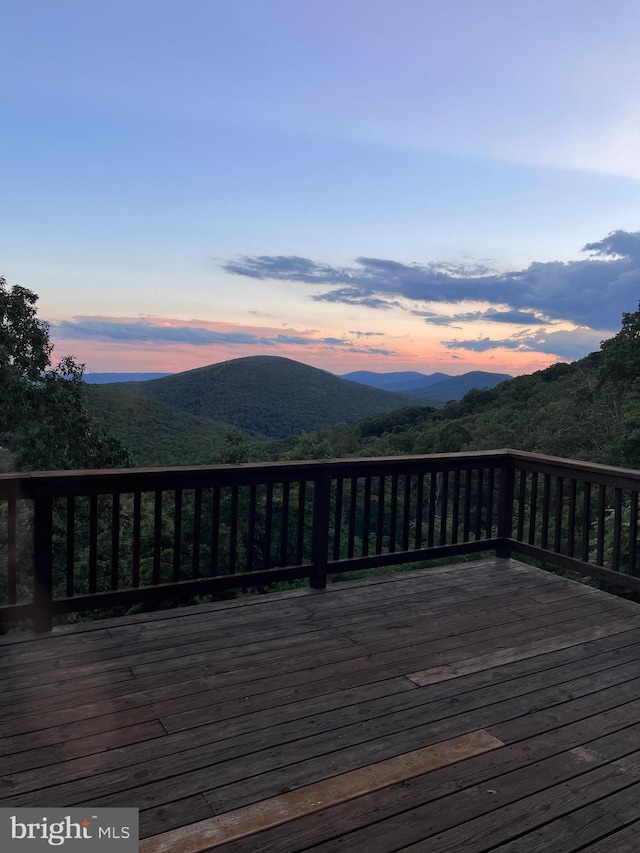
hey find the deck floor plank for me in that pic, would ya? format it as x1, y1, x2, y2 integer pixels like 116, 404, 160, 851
2, 557, 640, 852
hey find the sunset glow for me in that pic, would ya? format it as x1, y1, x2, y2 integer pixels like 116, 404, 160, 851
3, 1, 639, 377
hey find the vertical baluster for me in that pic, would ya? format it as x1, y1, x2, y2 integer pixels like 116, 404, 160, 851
111, 492, 120, 590
389, 473, 398, 552
7, 498, 17, 604
375, 475, 385, 554
402, 474, 412, 551
629, 491, 638, 576
280, 482, 290, 566
451, 470, 460, 545
541, 474, 550, 550
347, 477, 357, 559
132, 492, 141, 587
66, 496, 75, 598
173, 488, 182, 582
485, 467, 494, 539
89, 493, 98, 593
415, 472, 424, 549
439, 470, 449, 545
463, 469, 472, 541
229, 485, 239, 574
553, 476, 564, 553
362, 476, 371, 557
247, 484, 257, 570
528, 472, 538, 545
516, 469, 526, 541
567, 479, 577, 557
428, 472, 437, 547
332, 478, 344, 560
310, 470, 330, 589
497, 463, 514, 557
192, 488, 202, 578
264, 482, 273, 569
612, 487, 622, 571
152, 490, 162, 585
296, 481, 306, 564
33, 495, 53, 632
210, 486, 220, 575
475, 469, 484, 541
581, 482, 591, 562
596, 484, 606, 566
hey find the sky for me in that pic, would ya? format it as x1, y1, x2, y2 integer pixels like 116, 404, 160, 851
2, 0, 640, 377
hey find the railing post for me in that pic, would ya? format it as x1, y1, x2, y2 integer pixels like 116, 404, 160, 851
310, 468, 331, 589
33, 495, 54, 632
497, 461, 514, 558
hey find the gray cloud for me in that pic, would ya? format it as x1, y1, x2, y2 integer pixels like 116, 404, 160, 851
52, 318, 394, 356
348, 330, 385, 337
442, 327, 606, 361
223, 230, 640, 328
223, 255, 341, 283
480, 309, 548, 325
346, 346, 395, 356
412, 308, 548, 327
583, 230, 640, 260
311, 287, 401, 310
273, 334, 314, 345
53, 319, 276, 346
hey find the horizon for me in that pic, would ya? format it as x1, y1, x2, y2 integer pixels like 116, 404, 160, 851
4, 1, 639, 376
81, 356, 515, 380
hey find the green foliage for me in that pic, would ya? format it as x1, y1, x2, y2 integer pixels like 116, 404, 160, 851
600, 302, 640, 390
109, 355, 416, 439
270, 349, 620, 467
84, 384, 253, 467
0, 278, 132, 471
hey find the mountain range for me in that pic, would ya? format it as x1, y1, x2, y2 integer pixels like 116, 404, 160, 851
84, 356, 511, 462
341, 369, 511, 401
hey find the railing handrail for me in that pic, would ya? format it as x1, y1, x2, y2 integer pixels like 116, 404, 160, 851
4, 447, 640, 493
0, 449, 511, 499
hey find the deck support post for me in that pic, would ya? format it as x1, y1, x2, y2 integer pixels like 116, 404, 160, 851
33, 495, 54, 632
497, 461, 514, 559
310, 468, 331, 589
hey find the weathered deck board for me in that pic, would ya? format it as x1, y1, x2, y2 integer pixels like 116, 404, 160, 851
2, 557, 640, 852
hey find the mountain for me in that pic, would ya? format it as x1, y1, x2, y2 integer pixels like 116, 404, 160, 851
340, 370, 450, 391
276, 350, 623, 467
341, 369, 512, 402
106, 356, 417, 439
84, 372, 174, 383
408, 370, 512, 401
84, 385, 252, 466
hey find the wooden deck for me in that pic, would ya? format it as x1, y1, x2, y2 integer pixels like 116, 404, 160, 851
3, 558, 640, 852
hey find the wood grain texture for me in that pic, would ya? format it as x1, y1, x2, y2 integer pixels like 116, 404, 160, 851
140, 731, 503, 853
2, 557, 640, 852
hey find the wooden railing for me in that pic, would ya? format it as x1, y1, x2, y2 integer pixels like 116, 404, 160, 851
507, 450, 640, 591
1, 450, 640, 632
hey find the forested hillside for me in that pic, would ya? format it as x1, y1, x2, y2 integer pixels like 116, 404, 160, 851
272, 307, 640, 470
85, 306, 640, 470
84, 385, 254, 467
106, 355, 415, 438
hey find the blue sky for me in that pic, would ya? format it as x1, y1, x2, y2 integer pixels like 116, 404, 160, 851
2, 0, 640, 375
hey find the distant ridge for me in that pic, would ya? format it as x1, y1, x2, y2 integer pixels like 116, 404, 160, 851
84, 372, 173, 384
340, 370, 450, 391
417, 370, 512, 400
341, 369, 511, 402
106, 356, 417, 438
